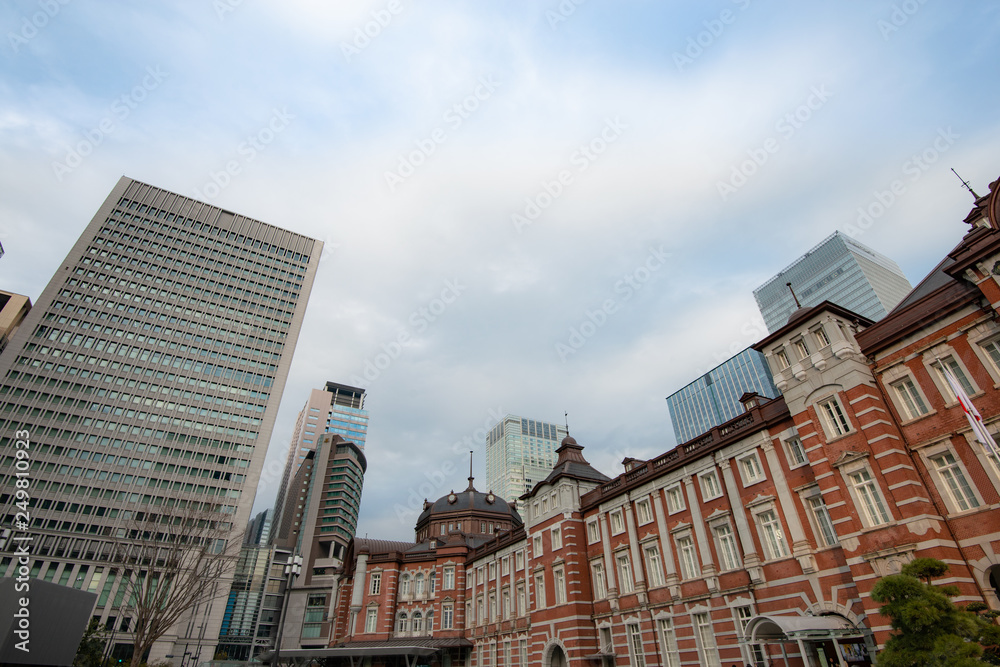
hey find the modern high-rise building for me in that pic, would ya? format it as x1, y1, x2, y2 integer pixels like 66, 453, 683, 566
753, 231, 912, 333
0, 177, 321, 662
666, 346, 780, 444
0, 290, 31, 356
485, 414, 567, 504
270, 382, 368, 547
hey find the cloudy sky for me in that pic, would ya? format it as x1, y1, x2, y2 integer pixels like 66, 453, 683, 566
2, 1, 999, 541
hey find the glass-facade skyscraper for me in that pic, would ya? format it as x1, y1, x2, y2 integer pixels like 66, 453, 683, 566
666, 347, 780, 444
753, 231, 912, 333
486, 414, 567, 505
0, 176, 321, 662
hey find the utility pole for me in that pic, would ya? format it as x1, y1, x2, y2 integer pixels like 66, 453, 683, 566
270, 554, 303, 667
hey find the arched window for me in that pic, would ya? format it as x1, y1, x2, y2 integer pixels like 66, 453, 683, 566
400, 573, 411, 596
412, 611, 423, 634
416, 573, 425, 596
396, 612, 408, 634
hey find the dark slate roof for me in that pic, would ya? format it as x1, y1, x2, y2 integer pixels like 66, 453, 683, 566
416, 486, 523, 526
525, 436, 609, 498
355, 537, 414, 555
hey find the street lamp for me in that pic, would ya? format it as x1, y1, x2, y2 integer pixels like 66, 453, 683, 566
271, 554, 303, 667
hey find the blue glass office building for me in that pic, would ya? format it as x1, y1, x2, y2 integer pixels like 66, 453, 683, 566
753, 231, 912, 334
666, 347, 780, 444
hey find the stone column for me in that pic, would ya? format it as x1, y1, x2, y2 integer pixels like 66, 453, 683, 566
716, 454, 763, 583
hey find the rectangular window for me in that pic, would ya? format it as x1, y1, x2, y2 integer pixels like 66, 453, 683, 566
892, 378, 929, 420
931, 452, 980, 511
665, 485, 685, 513
694, 613, 721, 667
793, 338, 810, 359
932, 356, 975, 401
644, 544, 664, 587
369, 571, 381, 596
591, 561, 606, 598
443, 603, 454, 629
519, 639, 528, 665
714, 523, 741, 571
610, 509, 625, 534
636, 498, 653, 524
736, 606, 766, 666
806, 496, 838, 546
489, 592, 497, 621
551, 527, 562, 550
554, 567, 566, 604
676, 535, 698, 579
785, 437, 807, 466
627, 624, 646, 667
587, 520, 601, 543
617, 553, 634, 593
657, 618, 680, 667
515, 550, 524, 570
502, 587, 511, 618
517, 582, 526, 616
756, 509, 789, 559
849, 469, 891, 526
699, 471, 722, 499
365, 607, 378, 633
443, 565, 455, 589
819, 397, 851, 437
533, 535, 543, 556
774, 348, 790, 370
739, 453, 764, 484
813, 326, 831, 348
534, 573, 545, 609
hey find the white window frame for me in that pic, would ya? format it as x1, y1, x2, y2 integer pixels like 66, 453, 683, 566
591, 559, 607, 599
737, 451, 765, 486
369, 571, 381, 596
783, 436, 807, 468
734, 605, 766, 666
643, 541, 665, 587
553, 565, 567, 604
972, 332, 1000, 384
926, 448, 982, 513
812, 324, 831, 349
550, 526, 562, 550
664, 484, 685, 514
792, 336, 810, 360
609, 509, 626, 535
443, 565, 455, 590
636, 497, 654, 525
627, 623, 647, 667
586, 519, 601, 543
925, 351, 980, 405
693, 611, 721, 667
698, 470, 722, 500
773, 346, 790, 370
800, 488, 838, 548
751, 505, 789, 560
534, 572, 545, 609
712, 521, 741, 571
532, 535, 543, 556
817, 395, 852, 439
442, 602, 454, 629
842, 463, 892, 527
890, 375, 931, 421
365, 606, 378, 633
616, 551, 634, 593
657, 617, 680, 667
674, 532, 699, 580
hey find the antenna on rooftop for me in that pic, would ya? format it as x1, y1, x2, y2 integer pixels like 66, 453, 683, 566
951, 168, 980, 199
786, 282, 802, 308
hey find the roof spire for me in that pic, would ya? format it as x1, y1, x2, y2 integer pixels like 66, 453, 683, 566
564, 411, 570, 435
466, 450, 475, 491
951, 168, 980, 200
786, 282, 802, 308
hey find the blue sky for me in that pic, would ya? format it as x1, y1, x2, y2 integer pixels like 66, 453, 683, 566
2, 1, 999, 540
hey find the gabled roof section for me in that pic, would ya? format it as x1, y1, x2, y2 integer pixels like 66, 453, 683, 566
522, 436, 609, 499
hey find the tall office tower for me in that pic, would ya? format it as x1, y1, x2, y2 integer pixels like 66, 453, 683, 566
753, 231, 912, 333
665, 347, 780, 444
245, 508, 273, 547
273, 433, 366, 649
485, 414, 567, 504
270, 381, 368, 545
0, 177, 321, 662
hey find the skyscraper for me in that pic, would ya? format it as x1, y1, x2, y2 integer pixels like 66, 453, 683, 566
270, 381, 368, 546
753, 231, 912, 333
666, 346, 780, 444
0, 177, 321, 661
485, 414, 567, 504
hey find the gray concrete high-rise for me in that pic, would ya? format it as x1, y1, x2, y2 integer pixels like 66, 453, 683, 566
485, 414, 567, 505
0, 177, 321, 662
753, 231, 912, 333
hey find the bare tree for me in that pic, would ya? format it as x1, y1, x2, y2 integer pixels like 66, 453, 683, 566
108, 508, 242, 665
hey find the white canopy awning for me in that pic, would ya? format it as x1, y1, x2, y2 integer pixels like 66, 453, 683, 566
747, 614, 861, 643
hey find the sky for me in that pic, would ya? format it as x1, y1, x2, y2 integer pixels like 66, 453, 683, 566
2, 1, 1000, 541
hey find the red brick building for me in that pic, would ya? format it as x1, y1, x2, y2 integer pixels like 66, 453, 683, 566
287, 179, 1000, 666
